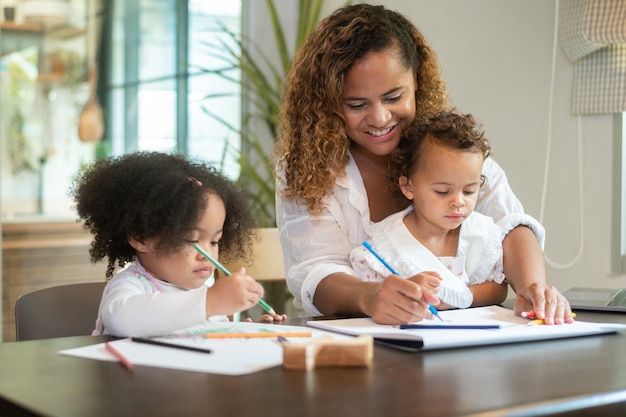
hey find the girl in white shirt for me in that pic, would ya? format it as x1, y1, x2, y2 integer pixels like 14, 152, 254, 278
71, 152, 285, 337
350, 111, 509, 310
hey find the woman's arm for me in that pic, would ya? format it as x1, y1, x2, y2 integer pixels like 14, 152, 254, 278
469, 281, 509, 307
275, 166, 363, 316
503, 226, 573, 324
476, 158, 573, 323
501, 226, 546, 293
276, 167, 438, 323
278, 197, 438, 323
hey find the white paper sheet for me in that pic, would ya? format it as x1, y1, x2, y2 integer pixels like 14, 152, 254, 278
60, 322, 345, 375
307, 306, 626, 350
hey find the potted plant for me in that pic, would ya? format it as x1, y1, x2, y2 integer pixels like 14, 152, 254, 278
199, 0, 331, 227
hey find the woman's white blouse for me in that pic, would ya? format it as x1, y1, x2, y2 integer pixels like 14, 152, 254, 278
275, 152, 545, 316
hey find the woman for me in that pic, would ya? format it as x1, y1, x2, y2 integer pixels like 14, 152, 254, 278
274, 3, 572, 325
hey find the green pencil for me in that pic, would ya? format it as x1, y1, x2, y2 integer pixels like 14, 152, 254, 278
194, 244, 277, 315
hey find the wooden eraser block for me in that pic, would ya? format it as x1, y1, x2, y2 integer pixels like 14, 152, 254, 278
282, 335, 373, 370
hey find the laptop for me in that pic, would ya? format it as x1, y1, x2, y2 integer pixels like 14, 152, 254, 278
563, 287, 626, 312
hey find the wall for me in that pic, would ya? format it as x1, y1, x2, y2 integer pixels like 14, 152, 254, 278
2, 221, 108, 341
319, 0, 626, 293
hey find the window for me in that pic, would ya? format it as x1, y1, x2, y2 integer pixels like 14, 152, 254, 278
105, 0, 241, 178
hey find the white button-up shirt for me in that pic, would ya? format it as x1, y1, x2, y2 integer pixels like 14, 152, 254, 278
276, 152, 545, 316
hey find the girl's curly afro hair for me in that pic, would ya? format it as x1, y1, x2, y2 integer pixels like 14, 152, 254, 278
70, 152, 255, 278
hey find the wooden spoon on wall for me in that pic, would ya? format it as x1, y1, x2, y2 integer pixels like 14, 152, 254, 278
78, 66, 104, 143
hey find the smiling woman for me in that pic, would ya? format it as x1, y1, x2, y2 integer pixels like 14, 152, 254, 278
342, 47, 419, 223
274, 2, 576, 326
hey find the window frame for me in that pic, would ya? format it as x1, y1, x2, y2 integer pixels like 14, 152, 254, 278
101, 0, 241, 165
612, 113, 626, 273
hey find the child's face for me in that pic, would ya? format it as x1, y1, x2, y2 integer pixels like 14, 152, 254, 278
400, 140, 483, 233
133, 192, 226, 289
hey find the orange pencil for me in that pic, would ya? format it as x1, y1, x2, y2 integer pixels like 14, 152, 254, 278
204, 332, 312, 339
105, 342, 134, 372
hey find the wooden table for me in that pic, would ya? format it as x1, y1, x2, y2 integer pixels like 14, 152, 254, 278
1, 310, 626, 417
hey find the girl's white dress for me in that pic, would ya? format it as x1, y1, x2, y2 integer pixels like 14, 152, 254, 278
349, 206, 506, 308
92, 261, 228, 337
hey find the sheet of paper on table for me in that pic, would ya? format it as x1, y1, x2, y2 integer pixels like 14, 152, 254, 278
307, 305, 626, 350
60, 322, 347, 376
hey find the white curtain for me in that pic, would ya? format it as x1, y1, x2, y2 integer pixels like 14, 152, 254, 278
559, 0, 626, 114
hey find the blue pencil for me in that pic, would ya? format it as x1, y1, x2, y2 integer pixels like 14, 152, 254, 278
363, 241, 399, 274
362, 241, 444, 322
399, 324, 500, 330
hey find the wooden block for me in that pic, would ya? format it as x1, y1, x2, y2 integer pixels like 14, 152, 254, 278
282, 335, 373, 371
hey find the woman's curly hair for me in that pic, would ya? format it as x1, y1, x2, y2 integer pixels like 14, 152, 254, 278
70, 152, 255, 279
388, 111, 491, 201
275, 3, 449, 215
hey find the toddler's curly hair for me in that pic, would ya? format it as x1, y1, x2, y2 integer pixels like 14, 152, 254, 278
389, 111, 491, 200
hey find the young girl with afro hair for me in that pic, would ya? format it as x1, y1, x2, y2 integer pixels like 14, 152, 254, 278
71, 151, 285, 337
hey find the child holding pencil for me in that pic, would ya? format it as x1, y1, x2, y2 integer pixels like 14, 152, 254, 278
71, 151, 286, 337
350, 111, 518, 310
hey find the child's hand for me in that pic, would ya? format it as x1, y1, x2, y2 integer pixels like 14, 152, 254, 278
408, 271, 442, 293
257, 313, 288, 323
205, 267, 264, 317
244, 313, 288, 323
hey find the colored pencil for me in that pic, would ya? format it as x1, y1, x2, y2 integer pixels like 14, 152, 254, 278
522, 311, 576, 320
523, 311, 576, 325
105, 342, 134, 372
399, 324, 501, 330
131, 337, 213, 353
362, 241, 444, 322
204, 331, 312, 339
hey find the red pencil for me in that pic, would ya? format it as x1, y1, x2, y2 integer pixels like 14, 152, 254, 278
105, 342, 134, 372
521, 311, 576, 321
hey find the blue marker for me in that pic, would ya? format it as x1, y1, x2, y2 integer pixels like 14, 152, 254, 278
362, 241, 444, 322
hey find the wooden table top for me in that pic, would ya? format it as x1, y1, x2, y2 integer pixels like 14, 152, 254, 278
1, 309, 626, 417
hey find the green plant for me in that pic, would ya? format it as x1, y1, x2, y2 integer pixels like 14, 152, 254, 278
199, 0, 328, 227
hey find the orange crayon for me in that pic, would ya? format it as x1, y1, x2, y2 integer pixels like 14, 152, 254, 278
204, 331, 312, 339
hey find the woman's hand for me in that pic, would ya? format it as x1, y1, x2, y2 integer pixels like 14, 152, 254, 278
513, 282, 574, 324
365, 273, 441, 325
